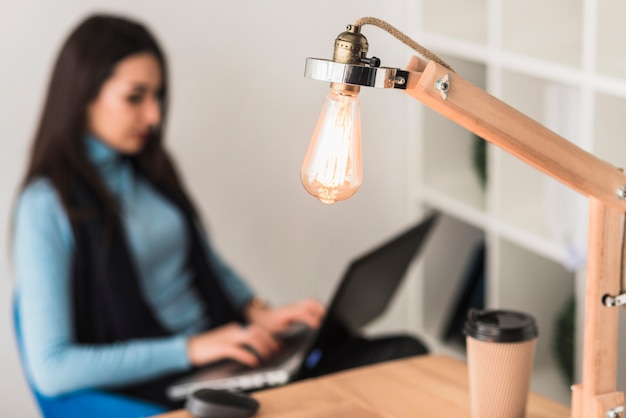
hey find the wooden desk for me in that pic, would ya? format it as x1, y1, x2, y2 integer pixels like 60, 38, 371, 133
154, 354, 570, 418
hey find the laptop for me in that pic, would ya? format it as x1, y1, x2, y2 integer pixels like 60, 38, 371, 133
167, 211, 440, 400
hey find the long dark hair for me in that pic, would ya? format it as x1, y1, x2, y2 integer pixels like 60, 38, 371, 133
21, 14, 197, 226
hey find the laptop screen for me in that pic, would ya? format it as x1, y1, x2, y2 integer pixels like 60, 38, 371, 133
329, 212, 439, 332
299, 212, 440, 373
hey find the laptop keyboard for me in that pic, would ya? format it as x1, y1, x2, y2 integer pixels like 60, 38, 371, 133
251, 329, 311, 370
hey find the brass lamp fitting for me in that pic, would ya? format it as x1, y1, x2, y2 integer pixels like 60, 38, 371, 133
331, 24, 368, 94
333, 24, 368, 63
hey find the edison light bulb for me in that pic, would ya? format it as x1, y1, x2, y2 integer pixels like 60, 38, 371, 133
300, 89, 362, 204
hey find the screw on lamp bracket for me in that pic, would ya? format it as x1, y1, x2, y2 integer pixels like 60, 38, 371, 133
603, 293, 626, 307
607, 406, 624, 418
360, 56, 381, 67
617, 185, 626, 200
435, 73, 451, 100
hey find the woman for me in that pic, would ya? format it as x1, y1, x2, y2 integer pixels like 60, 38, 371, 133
13, 14, 324, 409
14, 13, 428, 412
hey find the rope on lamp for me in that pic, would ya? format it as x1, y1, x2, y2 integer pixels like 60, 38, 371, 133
353, 16, 455, 72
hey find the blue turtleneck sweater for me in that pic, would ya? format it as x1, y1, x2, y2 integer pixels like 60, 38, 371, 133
13, 137, 254, 396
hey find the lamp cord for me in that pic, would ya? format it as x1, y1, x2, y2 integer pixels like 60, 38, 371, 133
354, 17, 455, 72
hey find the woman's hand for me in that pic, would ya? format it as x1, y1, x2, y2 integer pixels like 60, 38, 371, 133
245, 298, 326, 335
187, 322, 281, 367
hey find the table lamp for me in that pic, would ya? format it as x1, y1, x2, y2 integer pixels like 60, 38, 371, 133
301, 17, 626, 418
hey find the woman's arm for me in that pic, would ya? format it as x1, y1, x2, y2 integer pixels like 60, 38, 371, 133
13, 180, 191, 396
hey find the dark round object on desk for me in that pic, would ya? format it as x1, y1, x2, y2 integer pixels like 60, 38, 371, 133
186, 388, 259, 418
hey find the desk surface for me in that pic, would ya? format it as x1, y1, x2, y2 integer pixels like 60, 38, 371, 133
154, 354, 571, 418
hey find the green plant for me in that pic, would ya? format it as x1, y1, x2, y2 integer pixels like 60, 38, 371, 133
553, 295, 575, 384
472, 135, 487, 189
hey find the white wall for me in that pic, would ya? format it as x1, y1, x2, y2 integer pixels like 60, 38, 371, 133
0, 1, 419, 415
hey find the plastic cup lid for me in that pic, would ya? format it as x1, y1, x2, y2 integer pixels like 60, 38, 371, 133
463, 309, 538, 343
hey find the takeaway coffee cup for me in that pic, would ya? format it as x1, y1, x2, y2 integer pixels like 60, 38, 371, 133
463, 309, 538, 418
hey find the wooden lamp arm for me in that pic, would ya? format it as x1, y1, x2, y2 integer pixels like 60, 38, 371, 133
403, 56, 626, 212
402, 56, 626, 418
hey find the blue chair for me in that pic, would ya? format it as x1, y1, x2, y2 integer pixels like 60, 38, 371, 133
13, 297, 168, 418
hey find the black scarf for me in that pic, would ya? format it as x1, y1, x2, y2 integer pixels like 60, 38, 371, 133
69, 174, 241, 408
